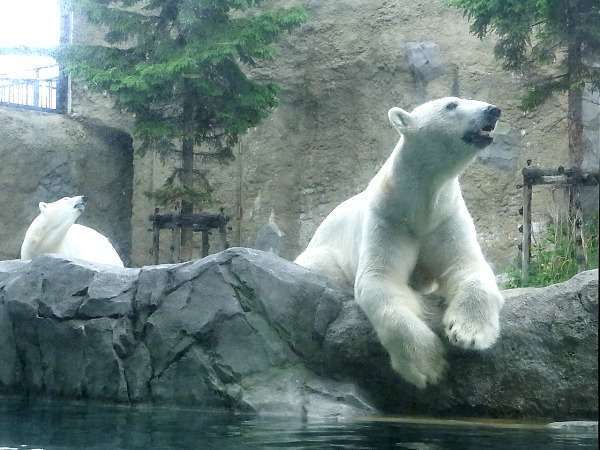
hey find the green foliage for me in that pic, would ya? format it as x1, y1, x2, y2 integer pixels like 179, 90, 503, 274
448, 0, 600, 110
58, 0, 307, 208
144, 168, 214, 209
504, 217, 599, 288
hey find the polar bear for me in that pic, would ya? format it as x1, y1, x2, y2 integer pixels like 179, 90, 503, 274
295, 97, 504, 389
21, 195, 124, 267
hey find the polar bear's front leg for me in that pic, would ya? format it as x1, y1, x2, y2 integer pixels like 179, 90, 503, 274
439, 266, 503, 350
423, 213, 504, 350
355, 232, 447, 388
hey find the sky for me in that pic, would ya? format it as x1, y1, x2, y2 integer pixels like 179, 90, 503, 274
0, 0, 60, 78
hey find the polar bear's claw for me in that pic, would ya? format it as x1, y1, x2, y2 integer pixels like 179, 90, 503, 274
443, 309, 499, 350
389, 332, 448, 389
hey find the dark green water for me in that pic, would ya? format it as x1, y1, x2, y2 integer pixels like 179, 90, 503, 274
0, 400, 597, 450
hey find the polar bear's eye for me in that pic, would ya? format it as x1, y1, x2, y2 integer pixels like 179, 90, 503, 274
445, 102, 458, 111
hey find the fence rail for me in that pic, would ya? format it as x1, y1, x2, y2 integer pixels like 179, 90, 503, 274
0, 77, 58, 111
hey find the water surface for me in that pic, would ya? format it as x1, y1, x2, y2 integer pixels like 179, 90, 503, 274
0, 399, 596, 449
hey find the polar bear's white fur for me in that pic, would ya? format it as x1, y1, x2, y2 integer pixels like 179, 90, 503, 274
295, 97, 504, 389
21, 196, 124, 267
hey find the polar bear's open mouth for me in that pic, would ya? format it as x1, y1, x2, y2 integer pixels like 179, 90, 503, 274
74, 198, 87, 211
462, 120, 499, 148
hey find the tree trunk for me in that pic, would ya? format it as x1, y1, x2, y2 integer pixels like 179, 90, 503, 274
566, 14, 584, 170
566, 7, 586, 272
567, 80, 584, 170
180, 80, 195, 261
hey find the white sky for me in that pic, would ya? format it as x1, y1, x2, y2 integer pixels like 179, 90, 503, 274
0, 0, 60, 78
0, 0, 60, 48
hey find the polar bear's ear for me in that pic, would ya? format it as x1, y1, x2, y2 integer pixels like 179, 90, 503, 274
388, 107, 414, 133
38, 202, 48, 213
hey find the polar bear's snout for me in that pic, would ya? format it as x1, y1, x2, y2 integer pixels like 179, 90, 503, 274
462, 105, 501, 148
74, 195, 87, 211
484, 105, 501, 120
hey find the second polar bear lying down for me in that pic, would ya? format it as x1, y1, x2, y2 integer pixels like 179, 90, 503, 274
21, 195, 124, 267
296, 97, 504, 389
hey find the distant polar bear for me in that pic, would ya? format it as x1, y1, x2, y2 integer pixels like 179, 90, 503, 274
295, 97, 504, 389
21, 195, 124, 267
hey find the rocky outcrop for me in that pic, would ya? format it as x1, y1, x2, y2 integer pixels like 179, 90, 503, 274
0, 249, 597, 420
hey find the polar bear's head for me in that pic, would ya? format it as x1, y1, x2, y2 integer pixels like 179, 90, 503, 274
388, 97, 501, 173
20, 195, 88, 260
37, 195, 88, 230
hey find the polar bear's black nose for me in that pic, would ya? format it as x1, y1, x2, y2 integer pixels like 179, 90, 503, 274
485, 106, 501, 119
81, 196, 88, 204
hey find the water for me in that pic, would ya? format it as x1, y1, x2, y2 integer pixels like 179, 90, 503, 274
0, 399, 597, 450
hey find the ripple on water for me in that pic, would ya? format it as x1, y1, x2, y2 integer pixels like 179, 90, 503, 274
0, 400, 597, 450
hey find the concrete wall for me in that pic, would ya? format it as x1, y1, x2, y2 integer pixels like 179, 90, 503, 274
126, 0, 578, 269
69, 0, 599, 269
0, 106, 133, 264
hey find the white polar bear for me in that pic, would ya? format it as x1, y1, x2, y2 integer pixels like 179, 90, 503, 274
21, 195, 124, 267
295, 97, 504, 389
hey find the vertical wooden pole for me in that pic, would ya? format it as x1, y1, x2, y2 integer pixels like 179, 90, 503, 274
170, 226, 177, 263
521, 180, 532, 285
571, 183, 587, 272
152, 208, 160, 265
201, 230, 209, 258
218, 209, 228, 251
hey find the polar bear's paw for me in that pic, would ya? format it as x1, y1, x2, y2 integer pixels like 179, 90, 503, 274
389, 333, 447, 389
443, 301, 499, 350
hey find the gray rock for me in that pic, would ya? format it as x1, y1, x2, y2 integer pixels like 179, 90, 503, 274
254, 211, 286, 255
405, 42, 446, 84
476, 123, 520, 171
0, 250, 596, 421
322, 269, 599, 419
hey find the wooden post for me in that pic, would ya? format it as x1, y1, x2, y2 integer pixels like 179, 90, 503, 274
152, 207, 160, 265
201, 230, 209, 258
218, 208, 229, 251
521, 173, 533, 285
175, 223, 182, 262
170, 226, 177, 263
571, 184, 587, 271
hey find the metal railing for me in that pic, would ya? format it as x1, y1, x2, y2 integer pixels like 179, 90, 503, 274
0, 66, 59, 111
0, 78, 57, 110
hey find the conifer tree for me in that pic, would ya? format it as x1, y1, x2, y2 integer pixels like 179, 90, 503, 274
449, 0, 599, 169
60, 0, 307, 259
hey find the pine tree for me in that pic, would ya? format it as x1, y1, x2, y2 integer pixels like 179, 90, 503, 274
59, 0, 307, 260
449, 0, 600, 169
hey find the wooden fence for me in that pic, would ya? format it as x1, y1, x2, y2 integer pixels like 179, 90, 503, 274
518, 161, 599, 284
149, 208, 231, 264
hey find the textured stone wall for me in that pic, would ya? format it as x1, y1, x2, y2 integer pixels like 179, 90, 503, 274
0, 107, 134, 264
125, 0, 578, 268
68, 0, 598, 269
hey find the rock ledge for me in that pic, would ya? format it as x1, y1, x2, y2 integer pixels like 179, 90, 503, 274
0, 249, 597, 419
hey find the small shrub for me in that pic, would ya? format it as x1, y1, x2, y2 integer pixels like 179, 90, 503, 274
504, 217, 599, 288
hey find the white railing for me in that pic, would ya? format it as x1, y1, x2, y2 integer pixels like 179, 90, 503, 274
0, 65, 58, 111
